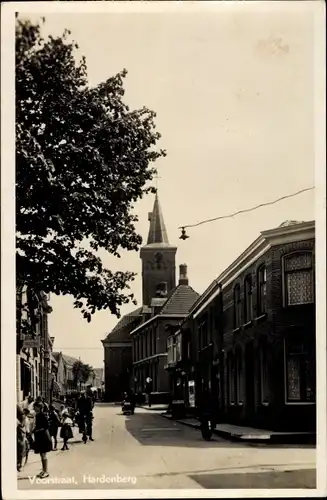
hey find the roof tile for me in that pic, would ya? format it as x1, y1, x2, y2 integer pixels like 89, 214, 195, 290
160, 284, 199, 316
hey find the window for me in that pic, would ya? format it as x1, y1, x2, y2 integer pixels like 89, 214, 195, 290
259, 340, 269, 403
173, 336, 177, 363
257, 265, 267, 316
244, 275, 253, 323
198, 319, 208, 350
187, 340, 191, 359
152, 330, 156, 355
228, 354, 236, 404
167, 337, 173, 364
235, 348, 243, 403
284, 252, 314, 306
233, 285, 241, 329
284, 336, 315, 403
145, 331, 148, 358
176, 333, 181, 362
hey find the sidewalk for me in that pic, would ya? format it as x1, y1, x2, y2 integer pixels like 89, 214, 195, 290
137, 404, 169, 412
160, 413, 315, 444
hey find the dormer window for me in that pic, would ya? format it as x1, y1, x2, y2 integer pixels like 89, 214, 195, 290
283, 252, 314, 306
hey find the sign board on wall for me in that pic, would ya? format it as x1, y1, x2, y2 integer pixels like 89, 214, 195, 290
23, 336, 41, 349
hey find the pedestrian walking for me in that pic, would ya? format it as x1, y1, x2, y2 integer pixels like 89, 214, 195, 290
77, 392, 94, 442
33, 401, 52, 478
17, 404, 28, 472
48, 405, 61, 451
60, 410, 73, 450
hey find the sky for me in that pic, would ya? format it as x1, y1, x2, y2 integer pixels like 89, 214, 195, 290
20, 2, 317, 368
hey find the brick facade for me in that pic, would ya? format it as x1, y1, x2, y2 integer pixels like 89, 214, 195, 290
176, 222, 316, 432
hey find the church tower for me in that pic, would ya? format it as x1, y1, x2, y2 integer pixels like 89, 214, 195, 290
140, 193, 177, 306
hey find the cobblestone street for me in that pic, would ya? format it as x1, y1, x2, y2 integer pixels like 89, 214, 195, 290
18, 404, 316, 490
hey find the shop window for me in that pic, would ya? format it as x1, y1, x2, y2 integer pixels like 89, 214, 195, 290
283, 252, 314, 306
228, 354, 236, 404
284, 336, 315, 403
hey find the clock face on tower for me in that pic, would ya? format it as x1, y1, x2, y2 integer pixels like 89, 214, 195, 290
154, 252, 163, 269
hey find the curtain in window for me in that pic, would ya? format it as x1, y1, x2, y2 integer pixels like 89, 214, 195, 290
285, 253, 314, 306
286, 271, 314, 305
285, 336, 315, 402
287, 357, 301, 400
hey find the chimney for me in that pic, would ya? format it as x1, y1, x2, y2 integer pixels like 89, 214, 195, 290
179, 264, 189, 285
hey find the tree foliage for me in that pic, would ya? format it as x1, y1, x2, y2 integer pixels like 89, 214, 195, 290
16, 17, 165, 320
72, 360, 94, 387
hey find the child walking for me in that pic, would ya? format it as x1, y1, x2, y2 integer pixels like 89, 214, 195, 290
60, 410, 73, 450
48, 405, 61, 451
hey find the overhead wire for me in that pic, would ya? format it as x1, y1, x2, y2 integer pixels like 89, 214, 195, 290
178, 186, 315, 230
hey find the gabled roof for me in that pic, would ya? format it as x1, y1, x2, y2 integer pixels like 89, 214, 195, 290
102, 307, 143, 343
130, 284, 200, 335
52, 352, 79, 367
61, 354, 80, 367
160, 284, 199, 316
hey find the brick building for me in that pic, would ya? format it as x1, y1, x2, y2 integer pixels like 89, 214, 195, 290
102, 310, 141, 402
16, 288, 54, 403
102, 193, 198, 402
167, 220, 315, 432
131, 264, 199, 401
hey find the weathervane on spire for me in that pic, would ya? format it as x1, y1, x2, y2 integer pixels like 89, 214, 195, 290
154, 172, 161, 191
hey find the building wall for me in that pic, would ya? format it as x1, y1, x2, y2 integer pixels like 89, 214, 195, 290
221, 238, 315, 431
132, 317, 184, 397
16, 289, 53, 403
104, 343, 132, 401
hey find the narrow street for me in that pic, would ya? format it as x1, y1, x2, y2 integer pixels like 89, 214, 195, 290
17, 404, 316, 490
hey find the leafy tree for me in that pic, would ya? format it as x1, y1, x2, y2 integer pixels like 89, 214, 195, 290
81, 364, 94, 385
72, 360, 84, 389
16, 17, 165, 322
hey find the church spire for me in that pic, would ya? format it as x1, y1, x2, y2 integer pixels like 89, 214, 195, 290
146, 193, 169, 245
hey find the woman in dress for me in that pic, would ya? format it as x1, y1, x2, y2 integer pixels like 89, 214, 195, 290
33, 401, 52, 478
